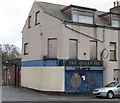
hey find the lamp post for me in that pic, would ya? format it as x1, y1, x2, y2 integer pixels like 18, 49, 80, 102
5, 60, 8, 85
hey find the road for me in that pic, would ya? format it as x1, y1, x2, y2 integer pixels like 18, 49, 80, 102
2, 86, 120, 103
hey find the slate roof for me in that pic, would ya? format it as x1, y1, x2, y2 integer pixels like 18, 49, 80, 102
35, 1, 119, 28
37, 1, 71, 21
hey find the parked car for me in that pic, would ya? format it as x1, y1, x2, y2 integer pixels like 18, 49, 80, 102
93, 82, 120, 99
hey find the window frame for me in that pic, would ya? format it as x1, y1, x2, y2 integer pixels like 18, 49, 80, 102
110, 42, 117, 61
111, 14, 120, 27
90, 40, 97, 60
48, 38, 57, 59
112, 19, 119, 27
24, 43, 28, 55
28, 16, 31, 29
35, 11, 40, 26
69, 39, 78, 59
72, 9, 94, 24
78, 14, 94, 24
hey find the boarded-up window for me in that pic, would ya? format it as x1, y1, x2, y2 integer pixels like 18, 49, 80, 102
90, 41, 97, 60
48, 38, 57, 58
69, 39, 77, 59
110, 42, 116, 61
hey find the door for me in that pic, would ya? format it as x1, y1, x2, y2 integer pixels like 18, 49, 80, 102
15, 65, 21, 87
86, 71, 103, 93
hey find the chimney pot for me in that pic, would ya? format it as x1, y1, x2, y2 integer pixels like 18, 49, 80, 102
114, 1, 116, 7
117, 1, 119, 6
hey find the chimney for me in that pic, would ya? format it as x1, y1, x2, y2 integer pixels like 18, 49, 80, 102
117, 1, 119, 6
114, 1, 116, 7
110, 1, 120, 14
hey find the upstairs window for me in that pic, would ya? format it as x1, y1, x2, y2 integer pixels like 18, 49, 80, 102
90, 41, 97, 60
112, 19, 119, 27
112, 15, 120, 27
72, 10, 94, 24
28, 16, 31, 29
72, 11, 78, 22
24, 43, 28, 55
69, 39, 78, 59
110, 42, 116, 61
78, 15, 93, 24
48, 38, 57, 59
35, 11, 40, 25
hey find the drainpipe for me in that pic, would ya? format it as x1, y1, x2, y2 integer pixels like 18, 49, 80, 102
63, 21, 105, 43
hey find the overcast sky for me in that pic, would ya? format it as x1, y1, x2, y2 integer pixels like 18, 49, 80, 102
0, 0, 115, 49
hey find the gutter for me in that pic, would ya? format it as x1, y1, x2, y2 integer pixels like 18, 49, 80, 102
63, 21, 105, 43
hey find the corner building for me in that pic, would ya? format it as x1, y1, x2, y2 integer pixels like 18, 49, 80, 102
21, 1, 120, 93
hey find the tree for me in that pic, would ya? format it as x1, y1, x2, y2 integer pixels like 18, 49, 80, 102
1, 44, 21, 65
0, 44, 2, 66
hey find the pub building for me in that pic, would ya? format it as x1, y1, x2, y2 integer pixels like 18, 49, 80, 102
21, 1, 120, 94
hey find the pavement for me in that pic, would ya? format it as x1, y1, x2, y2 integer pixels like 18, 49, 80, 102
1, 85, 120, 103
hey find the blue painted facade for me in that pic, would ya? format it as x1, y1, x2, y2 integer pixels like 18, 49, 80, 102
22, 59, 103, 67
22, 59, 104, 94
65, 69, 103, 94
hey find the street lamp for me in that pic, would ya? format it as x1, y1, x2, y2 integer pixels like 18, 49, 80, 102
5, 60, 8, 85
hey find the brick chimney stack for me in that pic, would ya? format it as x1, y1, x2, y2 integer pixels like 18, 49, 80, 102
110, 1, 120, 14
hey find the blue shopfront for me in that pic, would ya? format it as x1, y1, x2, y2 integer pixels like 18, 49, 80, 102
22, 59, 104, 94
64, 60, 104, 94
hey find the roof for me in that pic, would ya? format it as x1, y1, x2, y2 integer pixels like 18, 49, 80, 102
37, 1, 71, 21
35, 1, 119, 28
61, 4, 97, 12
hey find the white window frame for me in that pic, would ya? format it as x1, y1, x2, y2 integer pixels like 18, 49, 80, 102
110, 42, 117, 61
72, 10, 94, 24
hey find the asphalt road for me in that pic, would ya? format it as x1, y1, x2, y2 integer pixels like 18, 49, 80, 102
2, 86, 120, 103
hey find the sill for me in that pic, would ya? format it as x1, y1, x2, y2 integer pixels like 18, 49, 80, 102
109, 60, 117, 61
24, 53, 28, 55
35, 23, 40, 26
28, 27, 31, 29
43, 58, 58, 60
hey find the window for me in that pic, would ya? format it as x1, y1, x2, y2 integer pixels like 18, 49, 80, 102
110, 42, 116, 61
28, 16, 31, 28
72, 10, 94, 24
114, 69, 120, 82
112, 19, 119, 27
78, 15, 93, 24
35, 11, 40, 25
48, 38, 57, 59
69, 39, 78, 59
90, 41, 97, 60
72, 11, 78, 22
112, 15, 120, 27
24, 43, 28, 55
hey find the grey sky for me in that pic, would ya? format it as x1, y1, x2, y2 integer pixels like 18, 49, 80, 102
0, 0, 115, 49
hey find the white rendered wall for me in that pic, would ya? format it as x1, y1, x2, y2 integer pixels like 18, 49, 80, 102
21, 66, 65, 92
